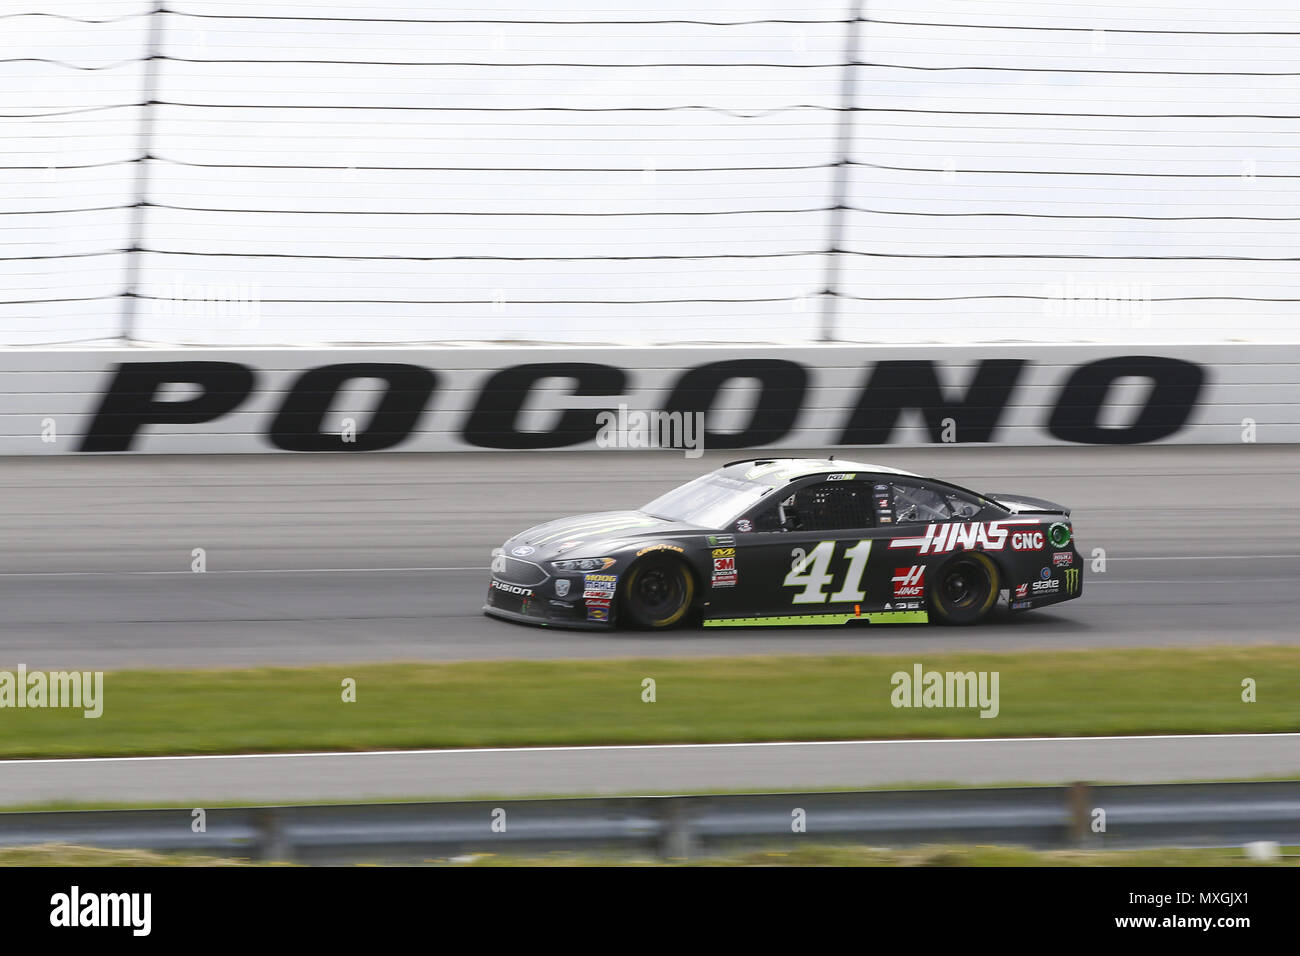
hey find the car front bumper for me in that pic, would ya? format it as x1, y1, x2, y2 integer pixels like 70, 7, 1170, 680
482, 562, 616, 629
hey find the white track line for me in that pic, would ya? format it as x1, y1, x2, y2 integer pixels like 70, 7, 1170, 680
4, 732, 1298, 766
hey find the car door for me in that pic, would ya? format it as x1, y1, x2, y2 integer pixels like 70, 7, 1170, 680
704, 476, 904, 622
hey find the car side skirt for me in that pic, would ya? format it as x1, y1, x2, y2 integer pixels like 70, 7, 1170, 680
703, 610, 928, 627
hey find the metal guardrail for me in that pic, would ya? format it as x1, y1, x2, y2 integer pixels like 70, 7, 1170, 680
2, 782, 1298, 864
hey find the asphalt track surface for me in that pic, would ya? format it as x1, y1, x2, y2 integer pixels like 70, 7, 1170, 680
5, 734, 1299, 805
0, 444, 1296, 670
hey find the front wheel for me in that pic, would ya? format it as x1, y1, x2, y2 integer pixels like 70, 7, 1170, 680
929, 552, 999, 625
619, 557, 695, 629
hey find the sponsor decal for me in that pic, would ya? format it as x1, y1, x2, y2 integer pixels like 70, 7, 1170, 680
827, 473, 856, 481
582, 572, 617, 599
1048, 521, 1073, 549
554, 579, 570, 598
889, 519, 1042, 555
636, 543, 684, 556
892, 566, 926, 599
878, 516, 892, 523
510, 545, 535, 557
1064, 567, 1081, 595
582, 570, 618, 619
712, 548, 743, 587
1032, 578, 1059, 593
73, 354, 1206, 454
711, 548, 738, 587
1053, 551, 1073, 567
490, 581, 533, 596
1014, 583, 1029, 598
706, 534, 735, 547
735, 518, 753, 532
1040, 567, 1051, 580
1011, 599, 1032, 610
1010, 530, 1045, 551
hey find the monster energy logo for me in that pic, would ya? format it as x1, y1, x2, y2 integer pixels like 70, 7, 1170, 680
1064, 568, 1080, 595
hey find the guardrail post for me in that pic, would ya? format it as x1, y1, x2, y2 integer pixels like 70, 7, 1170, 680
658, 798, 697, 860
1067, 781, 1093, 847
259, 809, 292, 862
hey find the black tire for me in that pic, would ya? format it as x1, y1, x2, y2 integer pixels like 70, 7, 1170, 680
619, 556, 695, 629
929, 552, 999, 626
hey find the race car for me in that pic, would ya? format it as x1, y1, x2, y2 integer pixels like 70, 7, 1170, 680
484, 458, 1081, 630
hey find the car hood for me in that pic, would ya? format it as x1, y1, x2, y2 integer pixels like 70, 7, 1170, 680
503, 510, 705, 561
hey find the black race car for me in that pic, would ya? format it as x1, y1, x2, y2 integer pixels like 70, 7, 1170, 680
484, 458, 1081, 630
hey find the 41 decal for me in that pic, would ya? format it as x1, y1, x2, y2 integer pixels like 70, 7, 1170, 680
784, 540, 873, 604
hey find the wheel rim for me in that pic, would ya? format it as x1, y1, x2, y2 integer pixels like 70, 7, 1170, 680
634, 565, 682, 617
942, 557, 989, 610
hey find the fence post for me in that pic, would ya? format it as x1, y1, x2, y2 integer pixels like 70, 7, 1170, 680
820, 0, 866, 343
121, 1, 166, 344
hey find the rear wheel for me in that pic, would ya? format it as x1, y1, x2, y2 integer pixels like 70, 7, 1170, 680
929, 552, 998, 625
619, 556, 695, 629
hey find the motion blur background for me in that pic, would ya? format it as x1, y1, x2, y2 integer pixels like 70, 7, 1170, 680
4, 0, 1299, 346
1, 1, 1298, 868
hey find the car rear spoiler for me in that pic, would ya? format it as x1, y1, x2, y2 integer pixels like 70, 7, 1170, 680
984, 493, 1071, 517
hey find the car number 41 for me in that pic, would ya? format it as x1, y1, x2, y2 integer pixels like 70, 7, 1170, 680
783, 540, 873, 604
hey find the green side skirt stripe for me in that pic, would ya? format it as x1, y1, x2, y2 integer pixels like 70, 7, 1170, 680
703, 610, 928, 627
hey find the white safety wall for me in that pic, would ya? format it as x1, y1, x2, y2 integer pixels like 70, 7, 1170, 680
0, 344, 1295, 454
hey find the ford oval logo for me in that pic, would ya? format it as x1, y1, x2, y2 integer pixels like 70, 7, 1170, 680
511, 545, 535, 557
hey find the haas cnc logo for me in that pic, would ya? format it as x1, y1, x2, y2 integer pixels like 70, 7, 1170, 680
889, 519, 1043, 555
892, 566, 925, 598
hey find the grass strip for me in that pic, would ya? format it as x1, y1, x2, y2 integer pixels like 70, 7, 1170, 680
0, 646, 1295, 758
3, 843, 1296, 867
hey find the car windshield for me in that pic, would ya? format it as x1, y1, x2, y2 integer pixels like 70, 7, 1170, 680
641, 472, 772, 528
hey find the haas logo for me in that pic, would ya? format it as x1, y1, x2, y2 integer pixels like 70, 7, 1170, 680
892, 566, 925, 598
890, 520, 1042, 555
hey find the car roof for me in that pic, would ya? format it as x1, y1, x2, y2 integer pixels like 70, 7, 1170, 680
717, 458, 920, 485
